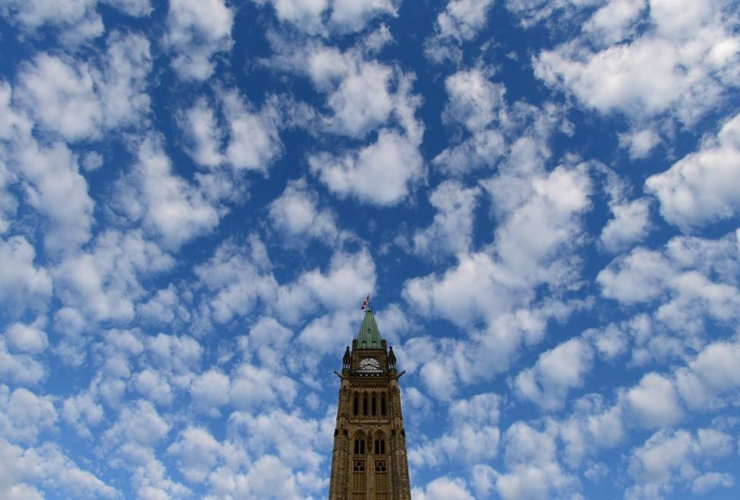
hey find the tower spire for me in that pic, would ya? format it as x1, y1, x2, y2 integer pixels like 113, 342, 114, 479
356, 307, 383, 349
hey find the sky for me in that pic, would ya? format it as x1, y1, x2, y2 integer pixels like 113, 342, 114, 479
1, 0, 740, 498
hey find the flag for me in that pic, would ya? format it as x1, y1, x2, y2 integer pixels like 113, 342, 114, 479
360, 294, 370, 310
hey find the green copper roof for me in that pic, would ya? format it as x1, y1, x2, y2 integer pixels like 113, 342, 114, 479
357, 307, 383, 349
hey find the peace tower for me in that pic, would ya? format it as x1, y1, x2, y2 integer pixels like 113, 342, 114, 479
328, 307, 412, 500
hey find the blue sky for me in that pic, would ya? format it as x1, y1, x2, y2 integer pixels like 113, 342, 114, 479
1, 0, 740, 498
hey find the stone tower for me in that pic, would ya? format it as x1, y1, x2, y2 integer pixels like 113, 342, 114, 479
328, 307, 411, 500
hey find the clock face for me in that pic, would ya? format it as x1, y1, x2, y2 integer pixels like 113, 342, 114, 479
358, 358, 381, 373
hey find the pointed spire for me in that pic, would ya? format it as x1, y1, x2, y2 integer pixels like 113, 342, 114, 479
357, 306, 383, 349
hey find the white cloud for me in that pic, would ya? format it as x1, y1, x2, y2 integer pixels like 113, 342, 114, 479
244, 455, 301, 499
12, 140, 94, 254
410, 392, 500, 468
330, 0, 398, 33
0, 162, 17, 234
0, 0, 151, 44
559, 395, 625, 466
190, 369, 230, 412
412, 476, 475, 500
431, 68, 517, 175
103, 399, 170, 448
137, 285, 188, 325
493, 421, 580, 500
405, 162, 591, 335
0, 0, 103, 44
54, 229, 175, 323
195, 236, 277, 325
164, 0, 234, 81
181, 89, 286, 174
309, 129, 424, 206
0, 438, 118, 499
625, 372, 683, 428
256, 0, 329, 35
62, 392, 104, 438
646, 111, 740, 230
268, 178, 340, 243
16, 32, 152, 141
132, 369, 173, 406
599, 198, 651, 253
118, 135, 222, 249
425, 0, 496, 63
515, 337, 594, 410
492, 163, 592, 287
0, 339, 46, 385
533, 1, 740, 126
228, 409, 331, 474
221, 90, 283, 172
675, 340, 740, 410
182, 98, 223, 168
598, 232, 740, 338
272, 39, 423, 139
168, 426, 221, 483
325, 59, 395, 137
4, 322, 48, 355
583, 0, 646, 45
619, 127, 661, 160
504, 0, 603, 28
691, 472, 734, 495
0, 386, 57, 444
255, 0, 397, 35
276, 41, 405, 138
442, 69, 507, 132
103, 0, 152, 17
413, 181, 481, 259
627, 427, 734, 499
17, 54, 101, 141
247, 317, 294, 370
0, 236, 52, 314
144, 333, 201, 386
229, 363, 297, 410
597, 247, 674, 304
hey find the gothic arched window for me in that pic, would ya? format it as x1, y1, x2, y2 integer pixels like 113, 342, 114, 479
353, 394, 358, 416
354, 434, 366, 455
381, 394, 386, 416
372, 394, 377, 416
363, 394, 368, 416
374, 433, 386, 455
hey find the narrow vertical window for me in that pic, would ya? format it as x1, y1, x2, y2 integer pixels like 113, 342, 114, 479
372, 395, 377, 416
381, 395, 386, 416
353, 395, 358, 416
363, 394, 368, 416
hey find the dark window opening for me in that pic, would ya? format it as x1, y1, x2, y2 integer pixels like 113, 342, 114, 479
372, 396, 377, 416
353, 395, 358, 416
355, 437, 365, 455
363, 395, 368, 416
381, 395, 386, 416
374, 437, 385, 455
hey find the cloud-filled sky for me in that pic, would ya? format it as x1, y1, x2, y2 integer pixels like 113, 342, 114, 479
1, 0, 740, 498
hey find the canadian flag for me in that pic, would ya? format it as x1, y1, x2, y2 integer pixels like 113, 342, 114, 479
360, 294, 370, 310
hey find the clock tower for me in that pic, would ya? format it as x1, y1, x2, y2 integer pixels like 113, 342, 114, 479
328, 307, 412, 500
